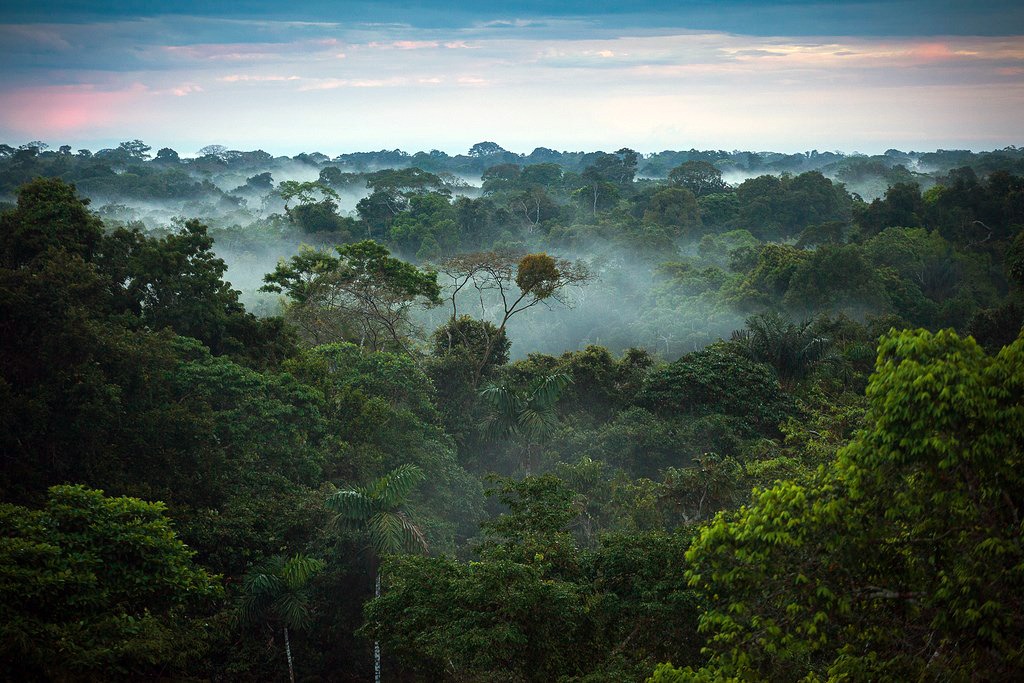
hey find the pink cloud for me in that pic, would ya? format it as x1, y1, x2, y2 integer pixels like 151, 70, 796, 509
367, 40, 441, 50
170, 83, 203, 97
0, 83, 148, 134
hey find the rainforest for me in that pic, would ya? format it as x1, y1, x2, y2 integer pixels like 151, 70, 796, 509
1, 139, 1022, 681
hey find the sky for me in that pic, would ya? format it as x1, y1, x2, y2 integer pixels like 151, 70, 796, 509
1, 1, 1022, 156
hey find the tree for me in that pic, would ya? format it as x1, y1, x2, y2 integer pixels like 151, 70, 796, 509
0, 177, 104, 267
262, 240, 441, 351
99, 219, 247, 351
154, 147, 180, 163
730, 311, 836, 387
468, 141, 508, 158
0, 485, 221, 680
481, 371, 573, 473
638, 342, 791, 434
326, 464, 428, 683
643, 186, 701, 236
435, 251, 591, 386
668, 160, 729, 197
237, 554, 325, 683
277, 180, 339, 209
576, 150, 636, 215
118, 139, 152, 160
668, 329, 1024, 681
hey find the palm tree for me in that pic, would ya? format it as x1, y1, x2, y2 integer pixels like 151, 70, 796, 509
480, 371, 572, 473
326, 464, 428, 683
731, 312, 835, 387
237, 554, 325, 683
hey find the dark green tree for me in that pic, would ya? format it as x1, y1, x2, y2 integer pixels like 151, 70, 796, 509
237, 554, 325, 683
327, 464, 428, 683
0, 485, 221, 680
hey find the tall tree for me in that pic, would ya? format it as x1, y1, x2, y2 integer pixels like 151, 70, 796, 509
435, 251, 591, 386
481, 372, 572, 473
262, 240, 441, 351
326, 464, 429, 683
237, 554, 325, 683
668, 160, 729, 197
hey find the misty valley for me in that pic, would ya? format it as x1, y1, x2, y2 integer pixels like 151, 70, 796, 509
1, 140, 1023, 681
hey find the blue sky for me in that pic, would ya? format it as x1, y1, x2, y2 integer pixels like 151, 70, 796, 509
1, 1, 1022, 155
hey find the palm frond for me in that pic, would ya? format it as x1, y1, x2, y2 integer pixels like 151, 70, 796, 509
275, 591, 312, 631
368, 510, 407, 555
395, 510, 429, 554
517, 405, 560, 441
374, 464, 425, 509
326, 488, 376, 521
242, 570, 284, 597
280, 554, 326, 589
327, 464, 427, 558
528, 371, 572, 408
480, 384, 522, 430
235, 592, 273, 626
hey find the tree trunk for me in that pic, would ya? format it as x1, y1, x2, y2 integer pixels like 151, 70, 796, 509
374, 570, 382, 683
284, 626, 295, 683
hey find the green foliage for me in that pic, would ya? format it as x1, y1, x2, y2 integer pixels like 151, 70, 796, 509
731, 312, 836, 386
680, 329, 1024, 681
482, 371, 572, 441
263, 240, 441, 349
237, 554, 325, 631
643, 186, 702, 236
639, 342, 791, 433
362, 475, 702, 681
0, 485, 221, 679
668, 160, 729, 197
291, 343, 482, 549
328, 464, 428, 556
3, 156, 1024, 682
432, 315, 510, 371
1006, 229, 1024, 288
0, 177, 104, 266
734, 171, 851, 240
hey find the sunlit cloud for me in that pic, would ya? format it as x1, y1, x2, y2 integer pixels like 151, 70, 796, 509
296, 77, 408, 91
169, 83, 203, 96
0, 83, 149, 134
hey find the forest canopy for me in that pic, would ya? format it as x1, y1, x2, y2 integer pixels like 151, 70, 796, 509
1, 140, 1022, 681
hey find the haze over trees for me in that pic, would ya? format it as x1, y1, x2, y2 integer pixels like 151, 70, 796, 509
1, 138, 1022, 680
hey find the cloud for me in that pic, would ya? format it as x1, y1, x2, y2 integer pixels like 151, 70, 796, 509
0, 82, 148, 134
157, 36, 345, 62
170, 83, 203, 96
296, 77, 408, 90
218, 74, 303, 82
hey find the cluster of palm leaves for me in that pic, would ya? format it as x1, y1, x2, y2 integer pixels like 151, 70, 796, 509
480, 372, 573, 442
237, 554, 325, 683
326, 463, 428, 683
327, 463, 429, 556
479, 372, 573, 474
731, 312, 837, 386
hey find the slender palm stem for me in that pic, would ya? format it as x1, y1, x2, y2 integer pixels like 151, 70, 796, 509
284, 626, 295, 683
374, 570, 382, 683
